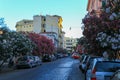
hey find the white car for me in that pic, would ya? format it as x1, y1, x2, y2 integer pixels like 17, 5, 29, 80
111, 69, 120, 80
16, 56, 36, 68
86, 58, 120, 80
33, 56, 42, 66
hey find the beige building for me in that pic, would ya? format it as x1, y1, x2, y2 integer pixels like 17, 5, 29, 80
40, 32, 58, 48
65, 37, 78, 53
15, 15, 64, 48
15, 19, 33, 32
33, 15, 64, 48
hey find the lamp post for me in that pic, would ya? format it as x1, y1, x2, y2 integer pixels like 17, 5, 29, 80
0, 30, 3, 35
69, 27, 73, 53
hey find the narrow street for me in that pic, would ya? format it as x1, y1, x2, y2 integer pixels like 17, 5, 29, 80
0, 57, 84, 80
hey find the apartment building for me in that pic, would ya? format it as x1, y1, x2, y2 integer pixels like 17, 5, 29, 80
40, 32, 58, 48
15, 15, 64, 48
33, 15, 64, 48
65, 37, 78, 53
16, 19, 33, 32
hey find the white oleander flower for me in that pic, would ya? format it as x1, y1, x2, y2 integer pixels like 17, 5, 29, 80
101, 42, 107, 47
106, 7, 110, 13
103, 51, 108, 58
101, 33, 107, 38
110, 38, 116, 43
112, 44, 118, 50
109, 15, 114, 20
106, 36, 111, 42
112, 13, 117, 17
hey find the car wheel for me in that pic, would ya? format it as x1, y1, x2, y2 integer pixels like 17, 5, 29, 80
79, 65, 82, 70
29, 64, 33, 68
85, 72, 87, 80
16, 66, 19, 69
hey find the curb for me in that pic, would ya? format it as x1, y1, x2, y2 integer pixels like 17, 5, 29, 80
0, 63, 15, 74
0, 68, 14, 74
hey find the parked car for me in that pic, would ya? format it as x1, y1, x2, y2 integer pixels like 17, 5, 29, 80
72, 52, 80, 59
63, 54, 69, 57
33, 56, 42, 66
42, 54, 51, 62
86, 58, 120, 80
79, 54, 88, 62
50, 54, 56, 61
110, 69, 120, 80
80, 55, 90, 73
55, 53, 64, 59
84, 56, 101, 73
79, 55, 89, 72
15, 56, 35, 68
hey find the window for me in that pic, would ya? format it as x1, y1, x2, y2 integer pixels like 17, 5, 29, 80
66, 40, 70, 42
66, 43, 72, 45
44, 18, 46, 21
44, 29, 46, 32
96, 62, 120, 72
42, 24, 46, 28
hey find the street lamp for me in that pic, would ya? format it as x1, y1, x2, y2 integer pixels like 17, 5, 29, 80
69, 27, 73, 53
0, 30, 3, 34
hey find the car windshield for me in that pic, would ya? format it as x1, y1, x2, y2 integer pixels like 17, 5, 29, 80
96, 62, 120, 72
18, 57, 28, 61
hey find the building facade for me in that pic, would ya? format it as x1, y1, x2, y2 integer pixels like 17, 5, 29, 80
15, 15, 64, 48
33, 15, 64, 48
87, 0, 109, 16
16, 19, 33, 32
40, 32, 58, 48
87, 0, 102, 12
65, 37, 78, 53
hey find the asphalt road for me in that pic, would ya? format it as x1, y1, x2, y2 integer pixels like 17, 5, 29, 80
0, 57, 85, 80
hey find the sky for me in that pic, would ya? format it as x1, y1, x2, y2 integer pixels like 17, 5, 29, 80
0, 0, 88, 38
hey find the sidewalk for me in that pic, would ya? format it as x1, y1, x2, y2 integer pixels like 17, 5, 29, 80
0, 63, 14, 73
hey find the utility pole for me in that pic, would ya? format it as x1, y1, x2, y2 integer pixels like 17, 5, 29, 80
69, 27, 73, 53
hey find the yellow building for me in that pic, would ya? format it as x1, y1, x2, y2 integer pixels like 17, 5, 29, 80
53, 15, 63, 48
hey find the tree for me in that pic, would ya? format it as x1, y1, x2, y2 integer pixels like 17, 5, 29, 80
0, 27, 36, 59
0, 18, 5, 27
82, 0, 120, 59
77, 36, 90, 54
9, 32, 36, 56
0, 29, 36, 67
26, 32, 55, 56
0, 27, 11, 64
0, 18, 36, 69
56, 47, 68, 54
0, 18, 12, 68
